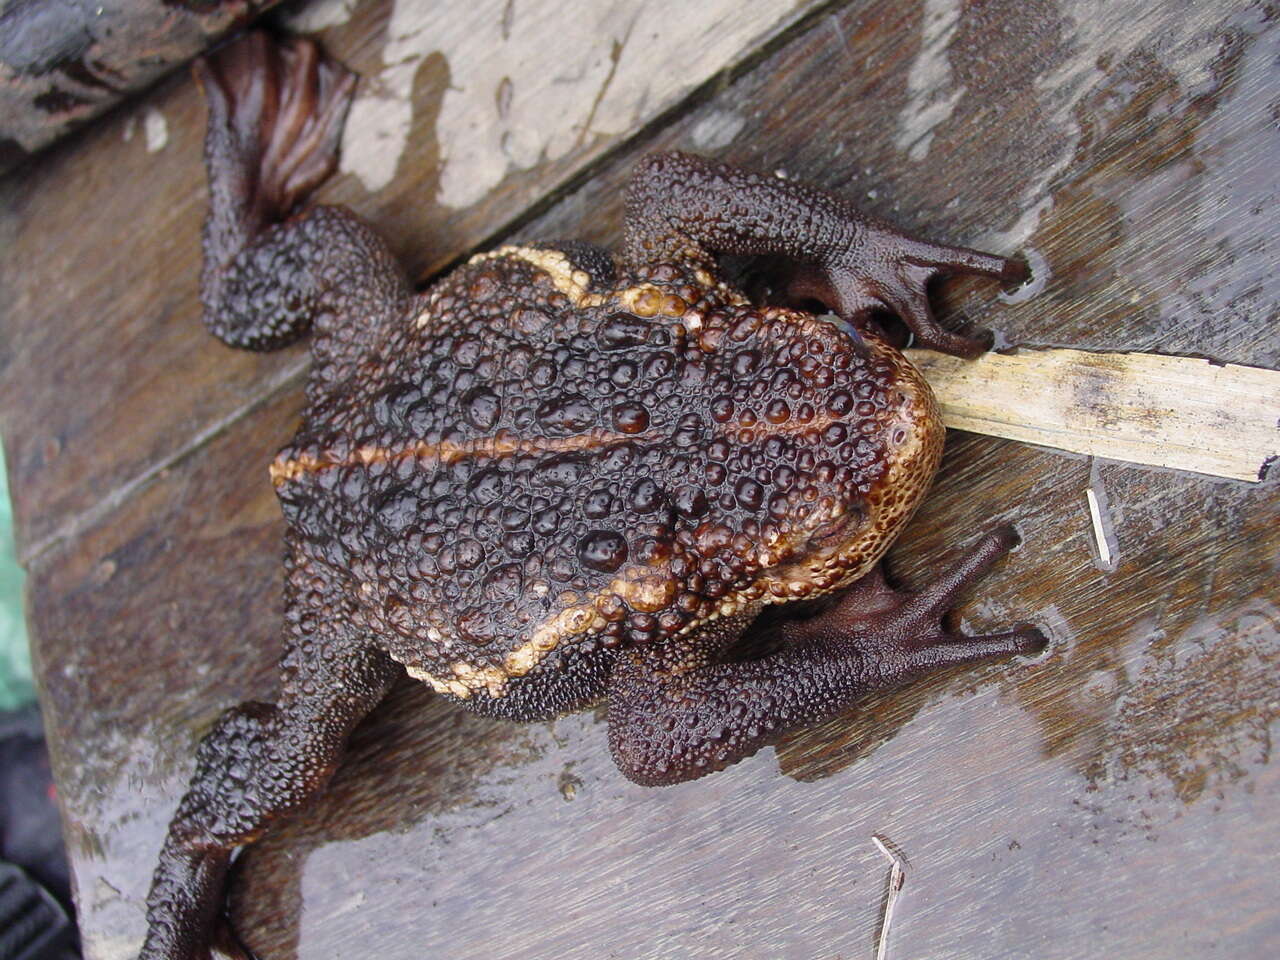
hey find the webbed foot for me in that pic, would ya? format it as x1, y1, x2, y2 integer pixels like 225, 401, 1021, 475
195, 31, 356, 227
195, 31, 369, 352
782, 524, 1047, 670
606, 528, 1044, 786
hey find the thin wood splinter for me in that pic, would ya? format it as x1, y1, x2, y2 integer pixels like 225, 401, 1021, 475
872, 835, 908, 960
1085, 487, 1112, 567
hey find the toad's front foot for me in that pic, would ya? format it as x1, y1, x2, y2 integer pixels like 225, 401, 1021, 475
607, 528, 1044, 787
196, 31, 356, 228
782, 524, 1047, 670
621, 152, 1025, 359
790, 225, 1027, 358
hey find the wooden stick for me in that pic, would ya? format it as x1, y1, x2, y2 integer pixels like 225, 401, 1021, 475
871, 836, 907, 960
905, 347, 1280, 482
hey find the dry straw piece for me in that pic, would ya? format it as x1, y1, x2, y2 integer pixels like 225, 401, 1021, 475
907, 347, 1280, 482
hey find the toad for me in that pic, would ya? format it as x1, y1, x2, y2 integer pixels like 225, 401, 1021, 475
139, 32, 1045, 959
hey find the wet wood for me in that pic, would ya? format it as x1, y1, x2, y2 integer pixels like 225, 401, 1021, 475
3, 0, 1279, 958
906, 347, 1280, 482
0, 0, 283, 174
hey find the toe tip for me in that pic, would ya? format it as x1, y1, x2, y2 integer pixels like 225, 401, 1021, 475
1001, 256, 1030, 284
1016, 626, 1049, 655
992, 524, 1021, 551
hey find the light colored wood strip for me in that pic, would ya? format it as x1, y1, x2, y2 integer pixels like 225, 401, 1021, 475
905, 347, 1280, 482
337, 0, 825, 201
1085, 488, 1112, 566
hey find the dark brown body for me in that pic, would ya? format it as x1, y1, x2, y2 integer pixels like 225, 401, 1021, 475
139, 33, 1043, 960
275, 241, 943, 720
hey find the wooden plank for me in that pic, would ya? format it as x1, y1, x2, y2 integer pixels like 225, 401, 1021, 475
905, 347, 1280, 482
0, 0, 286, 173
328, 0, 827, 205
9, 0, 1280, 958
26, 390, 303, 960
0, 0, 826, 562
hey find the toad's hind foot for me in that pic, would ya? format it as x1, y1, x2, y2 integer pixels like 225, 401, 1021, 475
196, 31, 356, 224
194, 33, 409, 355
139, 645, 398, 960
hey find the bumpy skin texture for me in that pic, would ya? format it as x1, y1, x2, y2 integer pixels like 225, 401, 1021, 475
140, 32, 1045, 960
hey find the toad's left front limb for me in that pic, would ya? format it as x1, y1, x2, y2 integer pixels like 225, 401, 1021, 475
623, 151, 1024, 357
607, 527, 1045, 786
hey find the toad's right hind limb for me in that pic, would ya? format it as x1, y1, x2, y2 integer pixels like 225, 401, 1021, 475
138, 624, 399, 960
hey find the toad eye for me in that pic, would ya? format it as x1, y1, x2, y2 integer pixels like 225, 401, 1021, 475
809, 513, 852, 548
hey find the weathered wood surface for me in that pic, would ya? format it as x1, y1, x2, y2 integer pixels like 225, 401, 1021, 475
2, 0, 1278, 958
0, 0, 284, 174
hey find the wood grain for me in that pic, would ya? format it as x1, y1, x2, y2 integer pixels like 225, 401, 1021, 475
906, 347, 1280, 481
0, 0, 284, 172
3, 0, 1279, 958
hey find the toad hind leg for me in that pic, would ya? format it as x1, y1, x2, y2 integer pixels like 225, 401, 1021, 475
138, 639, 398, 960
622, 151, 1025, 357
196, 32, 412, 357
607, 526, 1045, 787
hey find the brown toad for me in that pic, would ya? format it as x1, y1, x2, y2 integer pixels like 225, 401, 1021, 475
140, 32, 1044, 959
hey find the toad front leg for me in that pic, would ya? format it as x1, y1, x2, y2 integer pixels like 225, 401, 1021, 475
607, 527, 1045, 786
624, 152, 1025, 357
